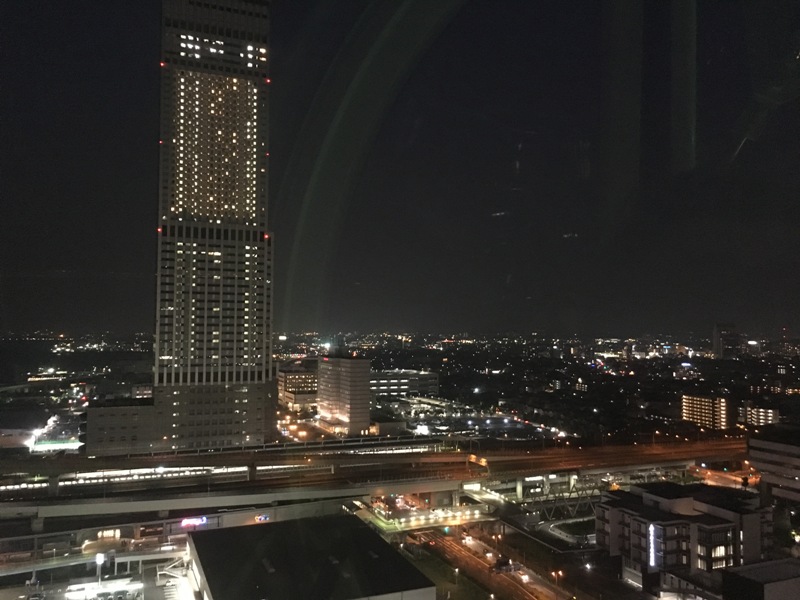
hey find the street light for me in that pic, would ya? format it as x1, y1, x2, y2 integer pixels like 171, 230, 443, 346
96, 552, 105, 584
551, 570, 563, 587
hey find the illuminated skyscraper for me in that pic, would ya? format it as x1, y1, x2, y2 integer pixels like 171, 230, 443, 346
153, 0, 274, 451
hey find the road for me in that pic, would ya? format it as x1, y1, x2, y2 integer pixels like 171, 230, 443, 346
422, 528, 563, 600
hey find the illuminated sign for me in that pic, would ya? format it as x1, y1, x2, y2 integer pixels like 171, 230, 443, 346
255, 514, 270, 523
648, 524, 656, 567
181, 517, 207, 528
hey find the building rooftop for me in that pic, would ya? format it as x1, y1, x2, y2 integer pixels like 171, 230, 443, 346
751, 424, 800, 447
278, 358, 319, 373
190, 515, 434, 600
602, 491, 686, 522
725, 558, 800, 584
602, 485, 756, 526
635, 481, 697, 499
633, 482, 760, 515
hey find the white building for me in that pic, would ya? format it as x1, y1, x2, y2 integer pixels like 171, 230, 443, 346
317, 355, 371, 436
596, 482, 772, 595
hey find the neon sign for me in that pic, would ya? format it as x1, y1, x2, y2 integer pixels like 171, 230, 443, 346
181, 516, 207, 528
648, 524, 656, 567
255, 514, 270, 523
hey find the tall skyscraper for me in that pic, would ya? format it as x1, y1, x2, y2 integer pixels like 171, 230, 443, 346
153, 0, 274, 451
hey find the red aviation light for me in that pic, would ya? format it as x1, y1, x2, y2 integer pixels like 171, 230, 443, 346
160, 61, 166, 67
263, 233, 270, 240
264, 78, 271, 84
157, 227, 162, 233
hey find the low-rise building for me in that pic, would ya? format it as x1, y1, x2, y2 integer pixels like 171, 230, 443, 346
595, 482, 772, 595
739, 402, 780, 427
748, 425, 800, 502
81, 399, 156, 456
722, 558, 800, 600
277, 359, 318, 411
370, 369, 439, 398
188, 514, 435, 600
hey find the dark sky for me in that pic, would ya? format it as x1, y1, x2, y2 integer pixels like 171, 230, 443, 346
2, 1, 800, 337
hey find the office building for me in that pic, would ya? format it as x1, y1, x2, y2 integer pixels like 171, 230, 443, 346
317, 354, 371, 436
596, 482, 772, 595
277, 359, 318, 411
682, 395, 729, 430
370, 369, 439, 398
152, 0, 274, 451
748, 425, 800, 502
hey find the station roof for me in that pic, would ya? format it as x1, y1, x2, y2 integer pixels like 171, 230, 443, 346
190, 514, 434, 600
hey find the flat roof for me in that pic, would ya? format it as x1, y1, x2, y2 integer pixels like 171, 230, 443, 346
751, 425, 800, 447
634, 482, 760, 515
602, 491, 687, 523
190, 514, 434, 600
635, 481, 699, 499
602, 489, 747, 527
726, 558, 800, 584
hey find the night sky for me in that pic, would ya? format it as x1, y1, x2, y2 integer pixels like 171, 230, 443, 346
2, 1, 799, 337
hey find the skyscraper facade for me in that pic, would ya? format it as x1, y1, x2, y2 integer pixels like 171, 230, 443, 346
153, 0, 274, 451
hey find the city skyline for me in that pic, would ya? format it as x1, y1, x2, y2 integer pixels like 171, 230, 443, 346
2, 1, 800, 337
2, 3, 800, 597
